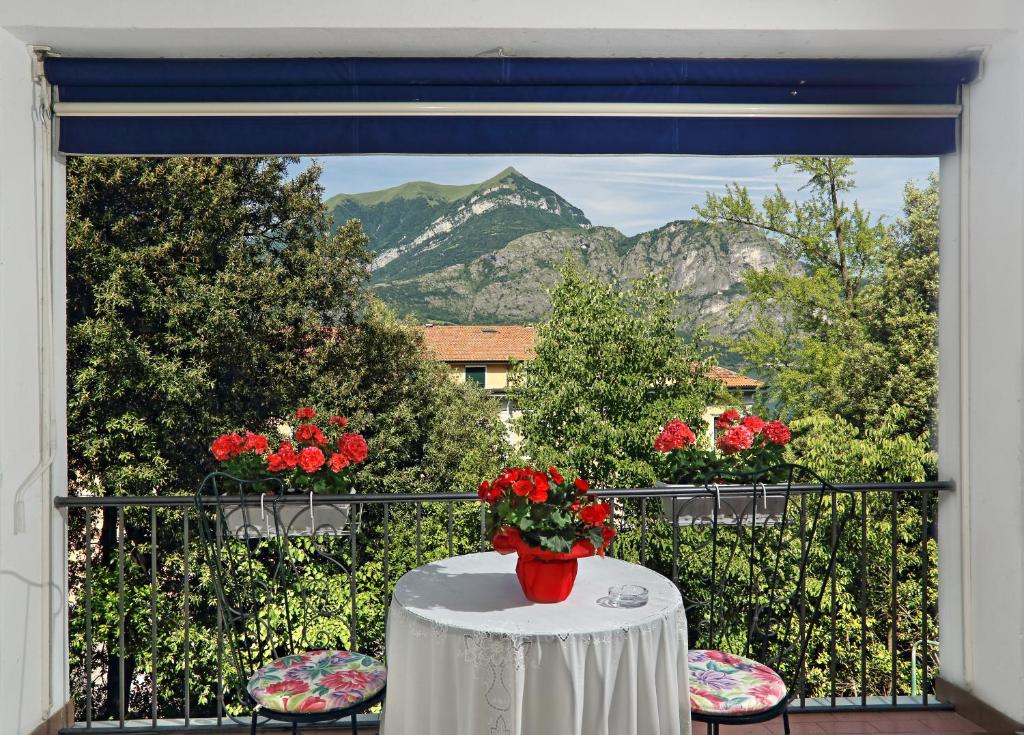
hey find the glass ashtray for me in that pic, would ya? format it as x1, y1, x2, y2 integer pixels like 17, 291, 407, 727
600, 584, 649, 608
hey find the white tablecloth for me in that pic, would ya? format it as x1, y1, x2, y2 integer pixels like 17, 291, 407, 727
381, 552, 690, 735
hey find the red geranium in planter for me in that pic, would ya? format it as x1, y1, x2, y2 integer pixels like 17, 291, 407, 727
479, 467, 615, 603
654, 411, 792, 484
210, 406, 369, 494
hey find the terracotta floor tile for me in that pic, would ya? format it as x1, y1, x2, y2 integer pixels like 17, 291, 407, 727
713, 724, 775, 735
788, 722, 828, 735
819, 719, 882, 734
914, 713, 987, 732
320, 709, 990, 735
866, 719, 935, 733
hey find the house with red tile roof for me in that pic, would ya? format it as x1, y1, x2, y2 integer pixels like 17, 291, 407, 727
416, 324, 762, 441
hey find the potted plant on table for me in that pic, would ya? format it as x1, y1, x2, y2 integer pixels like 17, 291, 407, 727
653, 410, 793, 526
209, 406, 369, 538
478, 466, 616, 603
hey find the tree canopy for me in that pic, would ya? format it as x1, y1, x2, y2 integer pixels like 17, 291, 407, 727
67, 156, 506, 498
508, 261, 722, 488
696, 158, 937, 438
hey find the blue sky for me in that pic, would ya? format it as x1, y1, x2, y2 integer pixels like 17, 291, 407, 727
305, 156, 938, 236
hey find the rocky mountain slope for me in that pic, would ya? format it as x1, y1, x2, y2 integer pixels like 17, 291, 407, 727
327, 168, 784, 339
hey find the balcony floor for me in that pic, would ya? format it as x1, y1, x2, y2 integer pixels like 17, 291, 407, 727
310, 709, 991, 735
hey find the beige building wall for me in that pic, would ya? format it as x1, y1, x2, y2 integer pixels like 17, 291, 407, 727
447, 361, 509, 391
445, 360, 759, 448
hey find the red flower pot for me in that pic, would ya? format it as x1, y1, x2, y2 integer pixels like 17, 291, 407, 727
515, 554, 579, 603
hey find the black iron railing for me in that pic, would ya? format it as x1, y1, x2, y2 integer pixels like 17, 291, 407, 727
56, 480, 952, 732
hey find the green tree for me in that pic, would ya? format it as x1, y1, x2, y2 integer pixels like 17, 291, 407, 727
695, 157, 885, 421
786, 409, 937, 697
508, 261, 721, 488
65, 156, 506, 719
696, 159, 939, 438
68, 155, 505, 499
844, 174, 939, 438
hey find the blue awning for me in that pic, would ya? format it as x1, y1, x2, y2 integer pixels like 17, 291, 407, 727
45, 57, 978, 156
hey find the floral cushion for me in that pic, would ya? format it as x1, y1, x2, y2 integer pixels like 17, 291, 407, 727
247, 650, 386, 714
688, 649, 787, 716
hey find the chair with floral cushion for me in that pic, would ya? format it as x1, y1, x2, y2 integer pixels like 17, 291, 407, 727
684, 464, 854, 735
195, 473, 386, 735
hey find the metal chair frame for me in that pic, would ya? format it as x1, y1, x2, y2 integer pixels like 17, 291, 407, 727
194, 472, 384, 735
686, 464, 854, 735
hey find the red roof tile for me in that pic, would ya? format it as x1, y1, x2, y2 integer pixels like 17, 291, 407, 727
707, 365, 763, 390
416, 325, 537, 362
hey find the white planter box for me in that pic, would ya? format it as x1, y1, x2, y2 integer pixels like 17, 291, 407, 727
222, 491, 359, 538
656, 482, 789, 527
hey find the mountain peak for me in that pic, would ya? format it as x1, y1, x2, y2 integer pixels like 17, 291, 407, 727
326, 166, 530, 209
495, 165, 521, 179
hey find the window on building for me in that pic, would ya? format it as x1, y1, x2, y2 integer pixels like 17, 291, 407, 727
465, 366, 486, 387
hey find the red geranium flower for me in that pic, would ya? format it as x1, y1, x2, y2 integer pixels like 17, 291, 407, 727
715, 409, 741, 429
328, 452, 350, 473
529, 482, 548, 503
717, 425, 755, 455
297, 446, 325, 473
266, 442, 299, 472
740, 415, 766, 434
338, 433, 369, 464
296, 407, 316, 420
242, 432, 269, 455
211, 433, 245, 461
762, 420, 792, 446
579, 502, 610, 526
478, 467, 614, 561
654, 419, 697, 452
512, 479, 533, 497
295, 423, 327, 446
328, 415, 347, 427
477, 480, 500, 503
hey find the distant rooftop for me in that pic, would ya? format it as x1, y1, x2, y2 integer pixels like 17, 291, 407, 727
417, 325, 538, 363
707, 365, 762, 390
415, 325, 762, 390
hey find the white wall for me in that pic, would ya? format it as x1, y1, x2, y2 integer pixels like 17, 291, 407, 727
0, 0, 1016, 57
937, 32, 1024, 722
0, 28, 68, 735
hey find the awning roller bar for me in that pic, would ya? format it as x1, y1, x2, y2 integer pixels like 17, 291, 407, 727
52, 101, 962, 119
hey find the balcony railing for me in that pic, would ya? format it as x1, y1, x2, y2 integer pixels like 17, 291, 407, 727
56, 480, 952, 732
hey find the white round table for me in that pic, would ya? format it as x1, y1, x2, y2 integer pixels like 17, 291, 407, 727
381, 552, 691, 735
